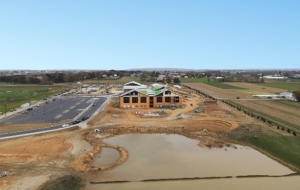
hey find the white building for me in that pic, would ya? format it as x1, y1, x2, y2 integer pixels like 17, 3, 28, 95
279, 92, 296, 101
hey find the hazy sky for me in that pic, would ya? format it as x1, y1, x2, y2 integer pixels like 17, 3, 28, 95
0, 0, 299, 70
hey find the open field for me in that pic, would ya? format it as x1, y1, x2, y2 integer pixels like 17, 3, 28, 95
183, 83, 253, 99
230, 100, 300, 131
224, 82, 284, 94
274, 100, 300, 109
204, 82, 245, 90
0, 84, 69, 113
184, 83, 300, 131
84, 77, 141, 84
258, 81, 300, 91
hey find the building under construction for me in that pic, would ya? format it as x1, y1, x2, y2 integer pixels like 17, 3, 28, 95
119, 81, 183, 108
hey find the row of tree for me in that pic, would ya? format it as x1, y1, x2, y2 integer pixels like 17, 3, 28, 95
293, 90, 300, 102
0, 71, 119, 84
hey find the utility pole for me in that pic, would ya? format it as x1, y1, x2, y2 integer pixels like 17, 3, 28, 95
43, 102, 45, 117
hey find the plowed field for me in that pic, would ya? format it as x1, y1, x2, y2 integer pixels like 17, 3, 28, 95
224, 82, 284, 94
183, 83, 253, 99
232, 100, 300, 130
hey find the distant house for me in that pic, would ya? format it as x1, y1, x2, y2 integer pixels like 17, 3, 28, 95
279, 92, 296, 101
119, 81, 183, 108
157, 75, 166, 81
263, 75, 287, 79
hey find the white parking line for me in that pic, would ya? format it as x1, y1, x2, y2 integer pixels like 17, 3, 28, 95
55, 115, 62, 119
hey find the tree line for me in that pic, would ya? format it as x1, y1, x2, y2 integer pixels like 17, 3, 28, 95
0, 70, 128, 84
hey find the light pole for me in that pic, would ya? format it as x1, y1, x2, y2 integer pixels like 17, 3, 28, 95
51, 112, 54, 126
43, 102, 45, 117
28, 92, 31, 107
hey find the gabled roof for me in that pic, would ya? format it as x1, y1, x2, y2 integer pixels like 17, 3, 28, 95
119, 89, 139, 96
120, 81, 182, 97
124, 81, 142, 86
152, 83, 166, 90
119, 88, 181, 97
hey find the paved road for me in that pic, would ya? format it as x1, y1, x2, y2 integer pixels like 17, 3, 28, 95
0, 96, 108, 140
0, 97, 106, 124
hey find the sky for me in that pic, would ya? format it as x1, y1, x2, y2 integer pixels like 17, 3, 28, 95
0, 0, 299, 70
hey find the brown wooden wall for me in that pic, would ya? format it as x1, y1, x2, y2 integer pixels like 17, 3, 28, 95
119, 94, 183, 108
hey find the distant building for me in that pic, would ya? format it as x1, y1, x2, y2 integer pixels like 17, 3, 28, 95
262, 75, 287, 79
279, 92, 296, 101
119, 81, 183, 108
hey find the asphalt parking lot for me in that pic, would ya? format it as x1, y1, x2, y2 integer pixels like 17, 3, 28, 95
0, 96, 107, 124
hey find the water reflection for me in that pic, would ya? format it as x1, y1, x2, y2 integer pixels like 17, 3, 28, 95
87, 176, 300, 190
86, 134, 296, 189
93, 147, 120, 167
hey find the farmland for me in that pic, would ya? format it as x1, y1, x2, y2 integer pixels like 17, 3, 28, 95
184, 82, 300, 131
0, 84, 68, 113
204, 82, 245, 90
258, 81, 300, 91
183, 83, 253, 99
230, 100, 300, 131
224, 82, 284, 94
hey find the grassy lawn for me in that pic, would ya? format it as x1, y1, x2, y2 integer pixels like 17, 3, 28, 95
84, 77, 141, 84
0, 84, 68, 113
242, 130, 300, 170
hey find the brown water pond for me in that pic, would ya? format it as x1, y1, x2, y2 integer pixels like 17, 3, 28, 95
86, 134, 299, 189
93, 147, 120, 167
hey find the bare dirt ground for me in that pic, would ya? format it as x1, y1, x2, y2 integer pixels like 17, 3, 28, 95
0, 128, 77, 190
0, 86, 282, 190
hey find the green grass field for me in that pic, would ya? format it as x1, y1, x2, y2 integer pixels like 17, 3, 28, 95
242, 129, 300, 170
258, 82, 300, 91
84, 77, 141, 84
205, 82, 245, 90
0, 84, 68, 113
